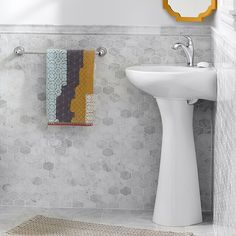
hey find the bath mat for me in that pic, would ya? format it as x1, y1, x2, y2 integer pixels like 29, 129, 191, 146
5, 215, 193, 236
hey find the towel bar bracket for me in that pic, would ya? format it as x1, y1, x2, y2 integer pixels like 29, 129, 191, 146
14, 46, 107, 57
96, 47, 107, 57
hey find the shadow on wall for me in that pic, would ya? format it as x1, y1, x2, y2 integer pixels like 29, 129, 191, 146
1, 0, 59, 24
0, 0, 214, 25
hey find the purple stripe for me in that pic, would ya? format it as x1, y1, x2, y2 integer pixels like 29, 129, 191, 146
56, 50, 84, 122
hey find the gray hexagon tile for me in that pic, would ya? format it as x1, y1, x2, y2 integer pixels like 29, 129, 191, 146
0, 26, 213, 212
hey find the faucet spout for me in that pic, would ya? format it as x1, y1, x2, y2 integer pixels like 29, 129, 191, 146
172, 43, 182, 50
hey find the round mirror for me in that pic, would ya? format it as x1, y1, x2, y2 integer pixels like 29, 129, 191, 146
163, 0, 217, 22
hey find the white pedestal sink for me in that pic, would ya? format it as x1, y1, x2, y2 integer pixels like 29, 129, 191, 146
126, 65, 216, 227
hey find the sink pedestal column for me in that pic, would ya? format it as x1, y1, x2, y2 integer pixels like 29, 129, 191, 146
153, 98, 202, 226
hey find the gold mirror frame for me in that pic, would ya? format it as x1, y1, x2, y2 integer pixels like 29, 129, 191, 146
163, 0, 217, 22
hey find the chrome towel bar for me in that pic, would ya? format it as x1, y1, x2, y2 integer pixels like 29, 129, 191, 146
14, 46, 107, 57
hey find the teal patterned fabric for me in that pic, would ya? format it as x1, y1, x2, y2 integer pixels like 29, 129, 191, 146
46, 49, 67, 123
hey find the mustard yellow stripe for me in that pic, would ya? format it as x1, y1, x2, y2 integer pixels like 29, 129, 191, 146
70, 51, 95, 124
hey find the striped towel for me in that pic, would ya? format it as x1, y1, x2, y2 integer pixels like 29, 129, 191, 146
46, 49, 95, 126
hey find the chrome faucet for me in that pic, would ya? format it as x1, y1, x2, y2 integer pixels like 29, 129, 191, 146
172, 36, 194, 67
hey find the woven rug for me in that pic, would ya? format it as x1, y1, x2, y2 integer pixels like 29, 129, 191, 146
5, 215, 193, 236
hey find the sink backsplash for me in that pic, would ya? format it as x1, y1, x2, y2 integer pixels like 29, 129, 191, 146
0, 25, 213, 212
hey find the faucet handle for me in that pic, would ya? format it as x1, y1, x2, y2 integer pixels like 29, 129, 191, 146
183, 35, 193, 46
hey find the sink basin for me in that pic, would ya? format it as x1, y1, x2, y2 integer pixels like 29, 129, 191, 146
125, 65, 217, 227
126, 65, 217, 101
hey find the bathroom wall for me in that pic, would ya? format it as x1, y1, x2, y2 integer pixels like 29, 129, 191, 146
212, 29, 236, 234
212, 0, 236, 233
0, 25, 213, 211
0, 0, 213, 26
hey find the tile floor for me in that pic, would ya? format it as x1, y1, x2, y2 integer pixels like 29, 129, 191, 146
0, 207, 225, 236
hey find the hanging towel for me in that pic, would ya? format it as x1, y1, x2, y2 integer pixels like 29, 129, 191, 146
46, 49, 95, 126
